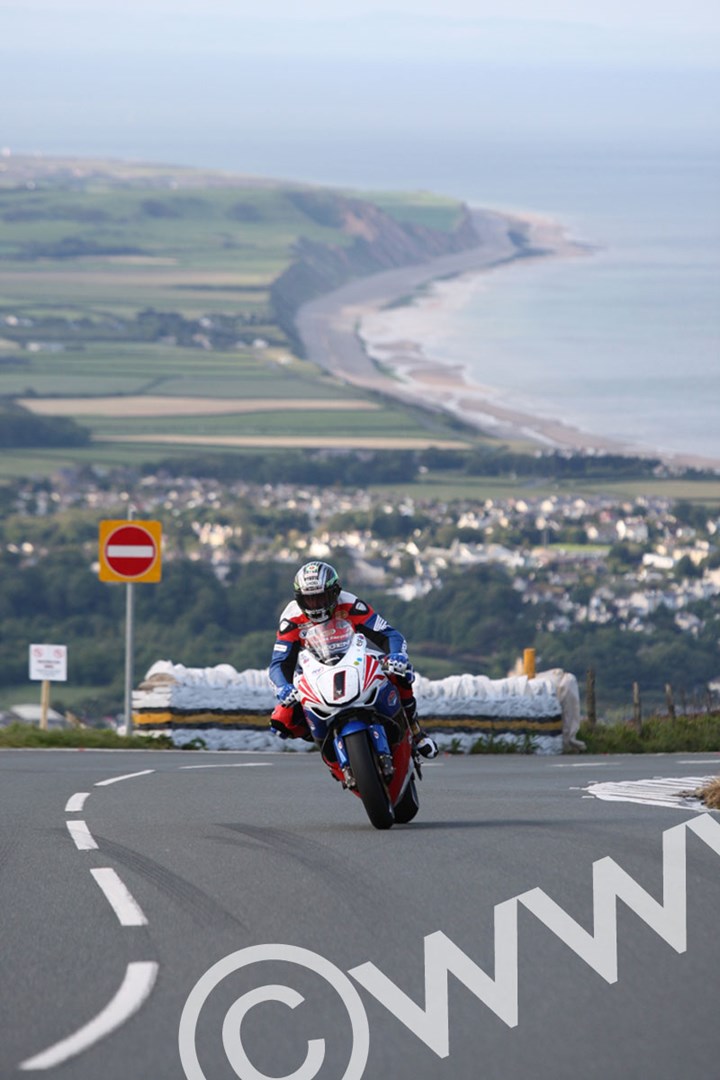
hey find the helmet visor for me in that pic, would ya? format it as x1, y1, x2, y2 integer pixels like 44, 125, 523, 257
303, 589, 334, 612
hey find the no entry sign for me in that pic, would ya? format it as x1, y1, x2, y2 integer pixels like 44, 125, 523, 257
98, 520, 162, 583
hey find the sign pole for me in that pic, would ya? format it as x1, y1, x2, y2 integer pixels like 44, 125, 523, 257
124, 505, 135, 736
40, 679, 50, 731
98, 513, 162, 735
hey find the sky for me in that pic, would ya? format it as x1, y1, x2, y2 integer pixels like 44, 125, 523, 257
4, 0, 720, 27
3, 0, 719, 62
1, 0, 718, 175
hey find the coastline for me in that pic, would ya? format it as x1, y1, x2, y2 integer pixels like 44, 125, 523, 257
297, 209, 720, 471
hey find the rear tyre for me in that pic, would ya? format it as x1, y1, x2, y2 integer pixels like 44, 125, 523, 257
345, 730, 394, 830
393, 776, 419, 824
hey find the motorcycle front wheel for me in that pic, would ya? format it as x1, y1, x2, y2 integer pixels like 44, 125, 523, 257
393, 776, 419, 824
345, 730, 395, 830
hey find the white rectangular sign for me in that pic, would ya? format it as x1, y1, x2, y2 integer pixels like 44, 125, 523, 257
29, 643, 67, 682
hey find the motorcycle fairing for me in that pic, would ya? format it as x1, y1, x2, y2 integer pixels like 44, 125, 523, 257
291, 616, 417, 810
334, 720, 392, 771
296, 629, 389, 741
374, 680, 401, 720
314, 663, 362, 705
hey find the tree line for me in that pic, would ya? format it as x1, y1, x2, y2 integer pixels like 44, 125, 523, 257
0, 547, 716, 720
144, 446, 714, 488
0, 402, 90, 447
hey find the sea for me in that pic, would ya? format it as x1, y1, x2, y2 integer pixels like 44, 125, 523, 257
11, 124, 720, 463
225, 135, 719, 464
419, 140, 720, 465
145, 133, 720, 464
240, 134, 717, 466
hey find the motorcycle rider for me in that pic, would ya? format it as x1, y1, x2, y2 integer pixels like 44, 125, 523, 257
268, 560, 438, 758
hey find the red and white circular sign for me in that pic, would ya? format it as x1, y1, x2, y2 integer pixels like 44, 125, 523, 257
104, 523, 158, 579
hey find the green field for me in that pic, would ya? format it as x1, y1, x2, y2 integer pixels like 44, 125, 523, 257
2, 343, 358, 399
369, 471, 720, 503
0, 444, 217, 478
361, 191, 466, 232
3, 160, 714, 498
0, 161, 476, 475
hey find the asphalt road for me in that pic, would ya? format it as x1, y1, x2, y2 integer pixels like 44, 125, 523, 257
2, 748, 720, 1080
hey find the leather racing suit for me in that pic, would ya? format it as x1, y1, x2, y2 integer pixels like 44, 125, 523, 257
268, 590, 417, 740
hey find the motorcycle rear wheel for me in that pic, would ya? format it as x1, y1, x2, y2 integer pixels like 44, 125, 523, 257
393, 776, 419, 824
345, 730, 395, 830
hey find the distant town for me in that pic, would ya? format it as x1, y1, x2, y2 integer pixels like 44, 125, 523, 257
4, 463, 719, 719
14, 467, 716, 630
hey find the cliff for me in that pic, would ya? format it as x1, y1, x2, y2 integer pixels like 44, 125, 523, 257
270, 190, 480, 353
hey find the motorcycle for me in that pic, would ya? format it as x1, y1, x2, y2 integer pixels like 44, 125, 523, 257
276, 617, 422, 830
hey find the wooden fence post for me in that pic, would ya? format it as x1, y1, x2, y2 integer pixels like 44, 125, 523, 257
665, 683, 676, 720
586, 668, 597, 729
632, 682, 642, 732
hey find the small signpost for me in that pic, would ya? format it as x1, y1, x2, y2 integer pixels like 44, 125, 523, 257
98, 515, 162, 735
29, 644, 67, 730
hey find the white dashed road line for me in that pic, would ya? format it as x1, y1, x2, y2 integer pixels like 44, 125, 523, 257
32, 758, 279, 1071
64, 792, 89, 813
19, 961, 159, 1072
179, 762, 273, 770
95, 769, 155, 787
66, 820, 98, 851
90, 868, 148, 927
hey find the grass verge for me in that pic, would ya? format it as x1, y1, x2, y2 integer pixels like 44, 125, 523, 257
693, 778, 720, 809
0, 723, 173, 749
469, 733, 538, 754
578, 713, 720, 754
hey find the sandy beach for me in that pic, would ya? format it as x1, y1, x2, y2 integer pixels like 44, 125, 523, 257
296, 209, 720, 470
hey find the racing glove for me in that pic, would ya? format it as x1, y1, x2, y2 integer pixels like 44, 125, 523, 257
276, 683, 299, 705
384, 652, 413, 680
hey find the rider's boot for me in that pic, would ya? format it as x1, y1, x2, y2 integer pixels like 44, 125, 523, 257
415, 734, 439, 759
404, 698, 439, 759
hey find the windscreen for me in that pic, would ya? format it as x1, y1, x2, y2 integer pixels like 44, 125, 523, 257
302, 617, 355, 663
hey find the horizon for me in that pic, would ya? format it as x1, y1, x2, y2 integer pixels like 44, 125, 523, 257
2, 1, 718, 176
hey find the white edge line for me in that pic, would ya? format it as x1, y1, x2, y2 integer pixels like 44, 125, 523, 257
66, 820, 97, 851
95, 769, 155, 787
90, 868, 148, 927
585, 794, 707, 809
65, 792, 90, 813
552, 762, 612, 768
0, 747, 283, 754
179, 762, 273, 770
19, 961, 158, 1071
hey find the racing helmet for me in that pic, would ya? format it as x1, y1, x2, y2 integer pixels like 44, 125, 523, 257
293, 561, 341, 623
